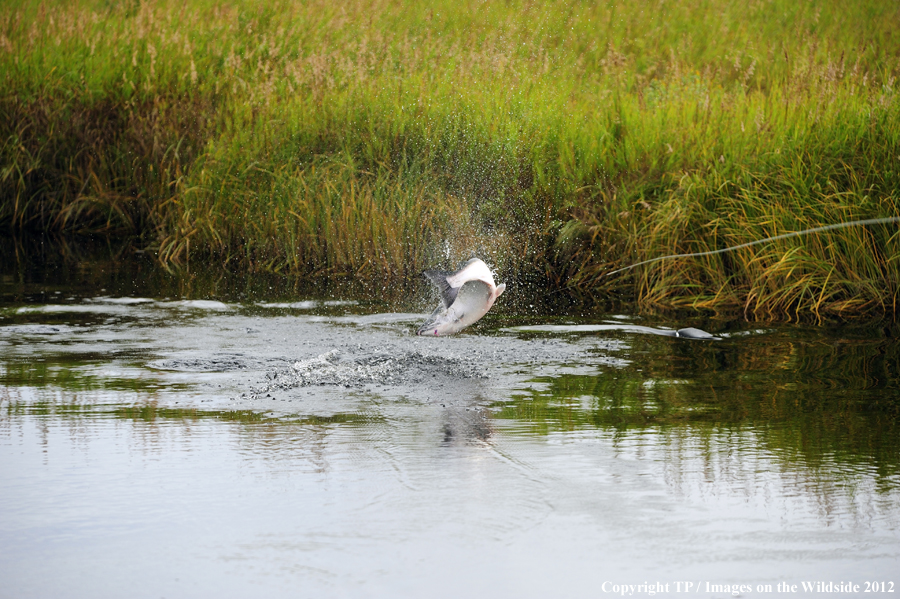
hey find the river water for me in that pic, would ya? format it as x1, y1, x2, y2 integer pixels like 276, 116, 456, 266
1, 246, 899, 598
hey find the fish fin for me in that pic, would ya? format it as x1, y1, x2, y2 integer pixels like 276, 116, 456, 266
494, 283, 506, 299
423, 270, 459, 308
417, 301, 445, 335
428, 301, 444, 319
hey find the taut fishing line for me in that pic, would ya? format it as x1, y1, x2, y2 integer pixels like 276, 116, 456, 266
603, 216, 900, 277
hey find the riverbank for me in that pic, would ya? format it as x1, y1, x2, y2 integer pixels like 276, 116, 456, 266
2, 0, 899, 319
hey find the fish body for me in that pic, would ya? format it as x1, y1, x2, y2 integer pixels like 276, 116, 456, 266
417, 258, 506, 336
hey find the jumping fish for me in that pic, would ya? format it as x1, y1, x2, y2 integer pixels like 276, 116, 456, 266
417, 258, 506, 336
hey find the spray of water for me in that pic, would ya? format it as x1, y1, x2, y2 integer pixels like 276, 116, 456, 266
603, 216, 900, 277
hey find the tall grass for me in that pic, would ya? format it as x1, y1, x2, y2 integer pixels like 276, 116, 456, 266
2, 0, 899, 318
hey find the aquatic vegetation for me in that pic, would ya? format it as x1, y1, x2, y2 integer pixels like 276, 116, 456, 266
2, 0, 899, 318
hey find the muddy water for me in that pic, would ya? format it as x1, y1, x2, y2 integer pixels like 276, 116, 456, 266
1, 255, 899, 598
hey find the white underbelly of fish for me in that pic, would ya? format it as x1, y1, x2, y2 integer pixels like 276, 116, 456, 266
418, 280, 494, 336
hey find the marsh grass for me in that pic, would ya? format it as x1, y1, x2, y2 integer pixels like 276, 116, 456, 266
2, 0, 899, 318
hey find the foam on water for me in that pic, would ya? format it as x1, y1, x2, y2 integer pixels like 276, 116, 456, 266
253, 348, 485, 394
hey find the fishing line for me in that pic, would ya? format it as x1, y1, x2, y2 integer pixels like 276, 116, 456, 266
602, 215, 900, 277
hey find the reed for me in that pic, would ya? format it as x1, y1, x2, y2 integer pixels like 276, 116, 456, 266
2, 0, 899, 318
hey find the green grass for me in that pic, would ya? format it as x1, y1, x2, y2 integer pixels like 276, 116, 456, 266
2, 0, 899, 318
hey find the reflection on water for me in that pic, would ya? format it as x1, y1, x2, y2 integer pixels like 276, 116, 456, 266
489, 327, 900, 533
1, 243, 900, 597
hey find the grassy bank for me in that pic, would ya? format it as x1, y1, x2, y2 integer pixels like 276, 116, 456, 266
2, 0, 899, 319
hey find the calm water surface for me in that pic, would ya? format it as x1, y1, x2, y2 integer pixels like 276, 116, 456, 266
1, 250, 899, 598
